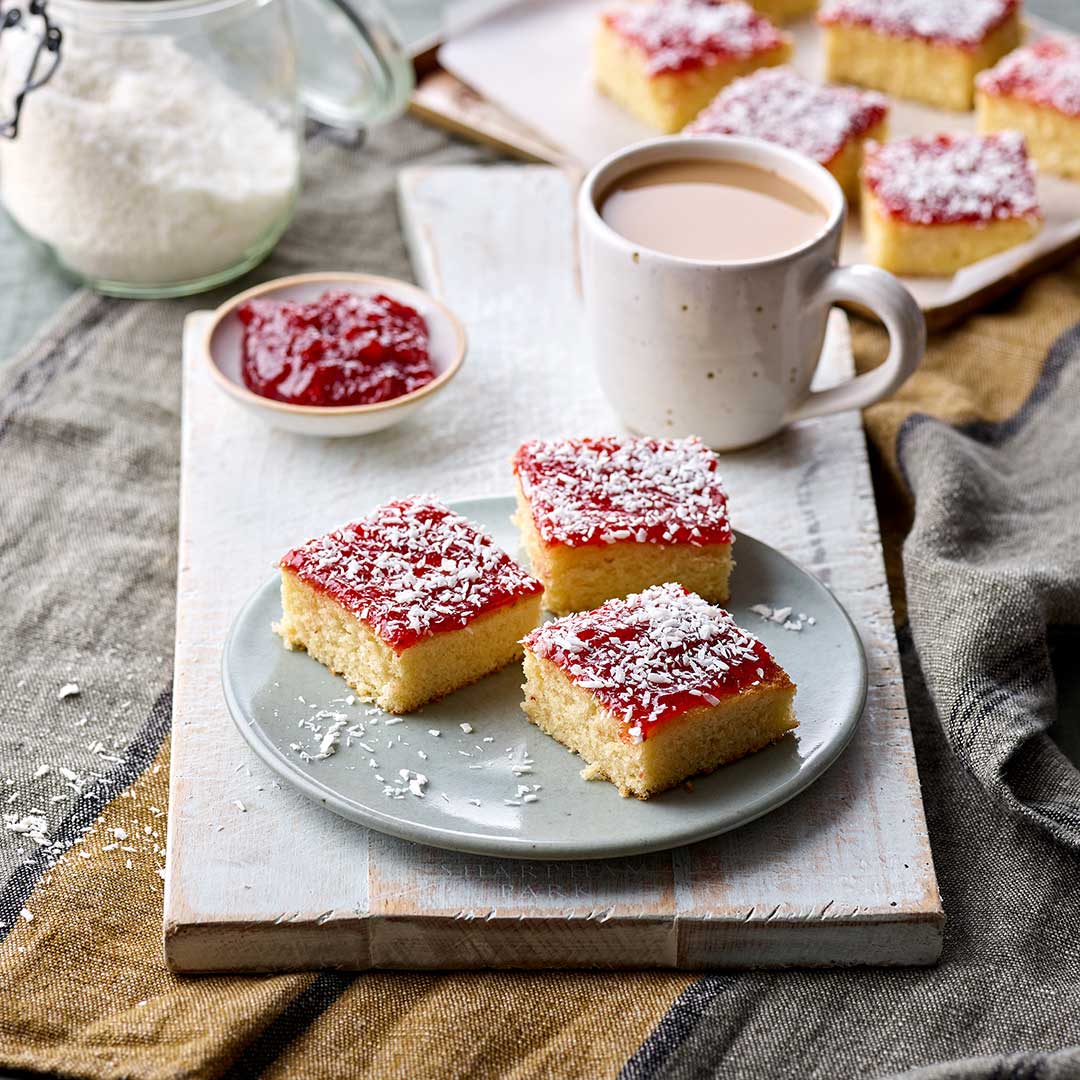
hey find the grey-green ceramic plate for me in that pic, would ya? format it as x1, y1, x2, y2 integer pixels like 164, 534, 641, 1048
223, 495, 866, 860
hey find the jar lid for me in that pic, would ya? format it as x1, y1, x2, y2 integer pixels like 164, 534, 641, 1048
292, 0, 414, 130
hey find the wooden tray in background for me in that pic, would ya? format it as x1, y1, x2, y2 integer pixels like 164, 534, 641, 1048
409, 9, 1080, 330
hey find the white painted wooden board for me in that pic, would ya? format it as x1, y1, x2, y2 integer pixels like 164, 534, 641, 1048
163, 165, 942, 972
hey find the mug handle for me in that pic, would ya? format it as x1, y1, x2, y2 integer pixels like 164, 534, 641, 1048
786, 265, 926, 425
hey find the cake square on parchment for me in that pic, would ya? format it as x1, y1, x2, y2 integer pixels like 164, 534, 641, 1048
818, 0, 1022, 110
977, 36, 1080, 179
594, 0, 792, 132
861, 132, 1042, 276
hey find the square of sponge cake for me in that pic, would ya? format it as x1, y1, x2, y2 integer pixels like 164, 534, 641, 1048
595, 0, 792, 133
685, 65, 888, 201
818, 0, 1022, 111
860, 132, 1041, 276
276, 497, 543, 714
521, 583, 797, 799
512, 436, 733, 616
976, 37, 1080, 180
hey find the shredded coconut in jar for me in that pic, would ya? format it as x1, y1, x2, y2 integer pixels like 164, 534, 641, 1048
0, 27, 299, 287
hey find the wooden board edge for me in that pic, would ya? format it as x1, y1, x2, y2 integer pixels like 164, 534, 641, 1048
164, 917, 374, 973
164, 908, 943, 972
162, 311, 214, 965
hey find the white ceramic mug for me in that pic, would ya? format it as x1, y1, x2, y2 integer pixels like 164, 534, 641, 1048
578, 135, 926, 450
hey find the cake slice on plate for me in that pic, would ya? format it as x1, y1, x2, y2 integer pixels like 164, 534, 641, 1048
861, 132, 1042, 276
276, 497, 543, 713
521, 583, 797, 799
818, 0, 1022, 110
512, 435, 733, 616
685, 65, 888, 200
977, 36, 1080, 179
594, 0, 792, 132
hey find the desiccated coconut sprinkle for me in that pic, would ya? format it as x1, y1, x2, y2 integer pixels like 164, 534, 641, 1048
603, 0, 786, 77
281, 497, 543, 651
686, 66, 888, 165
863, 133, 1040, 225
818, 0, 1018, 49
513, 436, 731, 548
976, 36, 1080, 118
523, 583, 787, 738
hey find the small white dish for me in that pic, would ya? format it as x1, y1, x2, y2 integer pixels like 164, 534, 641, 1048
203, 271, 467, 437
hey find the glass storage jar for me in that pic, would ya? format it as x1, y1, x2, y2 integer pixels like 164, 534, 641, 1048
0, 0, 412, 297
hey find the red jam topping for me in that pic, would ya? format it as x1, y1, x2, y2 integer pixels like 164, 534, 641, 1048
512, 436, 731, 550
602, 0, 786, 77
280, 498, 543, 652
977, 36, 1080, 118
818, 0, 1018, 50
238, 290, 436, 407
524, 583, 788, 742
686, 66, 887, 165
863, 133, 1040, 226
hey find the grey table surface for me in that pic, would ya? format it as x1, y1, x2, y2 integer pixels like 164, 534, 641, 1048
1, 0, 1077, 361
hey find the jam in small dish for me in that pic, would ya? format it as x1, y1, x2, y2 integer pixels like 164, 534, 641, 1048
238, 290, 437, 408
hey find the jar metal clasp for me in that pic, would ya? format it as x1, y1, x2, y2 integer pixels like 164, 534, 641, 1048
0, 0, 62, 139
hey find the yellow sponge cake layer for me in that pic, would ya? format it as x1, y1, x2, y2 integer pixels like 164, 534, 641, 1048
278, 569, 541, 714
862, 196, 1039, 276
746, 0, 818, 23
515, 483, 732, 615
